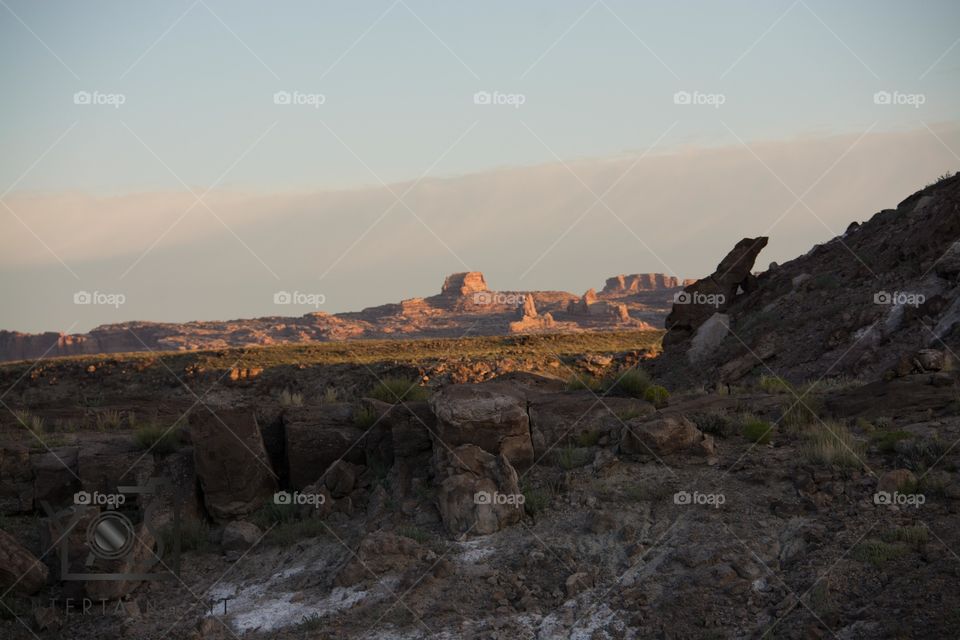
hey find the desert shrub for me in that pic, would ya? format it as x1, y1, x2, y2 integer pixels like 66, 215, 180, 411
691, 412, 735, 438
397, 525, 431, 544
278, 388, 303, 407
898, 437, 948, 471
369, 376, 429, 403
871, 429, 911, 453
353, 405, 380, 429
607, 369, 651, 398
880, 526, 928, 546
133, 423, 181, 455
297, 614, 324, 632
321, 387, 339, 403
759, 374, 793, 394
643, 385, 670, 408
802, 376, 863, 394
566, 373, 602, 392
576, 430, 602, 447
803, 422, 865, 469
852, 540, 906, 567
741, 416, 773, 444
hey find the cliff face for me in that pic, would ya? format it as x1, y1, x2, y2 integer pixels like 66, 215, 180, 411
0, 272, 686, 362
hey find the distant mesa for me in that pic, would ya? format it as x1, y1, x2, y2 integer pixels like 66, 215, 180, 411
0, 270, 686, 362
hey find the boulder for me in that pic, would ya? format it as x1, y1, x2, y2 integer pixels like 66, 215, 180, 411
189, 409, 277, 522
31, 446, 80, 511
364, 400, 433, 499
688, 313, 730, 363
221, 520, 262, 555
664, 237, 768, 347
0, 528, 47, 594
528, 393, 653, 459
429, 384, 534, 469
433, 444, 524, 537
0, 445, 34, 513
620, 414, 715, 458
324, 460, 362, 498
915, 349, 944, 372
283, 403, 377, 489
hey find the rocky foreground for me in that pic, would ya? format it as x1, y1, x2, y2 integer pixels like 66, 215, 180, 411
0, 272, 689, 363
1, 177, 960, 639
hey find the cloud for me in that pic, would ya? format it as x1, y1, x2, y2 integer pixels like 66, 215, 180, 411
2, 125, 958, 332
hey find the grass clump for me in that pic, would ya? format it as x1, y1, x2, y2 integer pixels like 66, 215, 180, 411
397, 525, 431, 544
369, 376, 429, 403
759, 374, 793, 394
279, 388, 303, 407
321, 387, 339, 403
95, 409, 124, 431
780, 397, 820, 432
614, 406, 646, 422
691, 412, 735, 438
353, 405, 380, 429
741, 416, 774, 444
557, 444, 592, 470
576, 430, 602, 447
13, 410, 44, 434
871, 429, 911, 454
803, 421, 865, 469
133, 423, 181, 455
606, 368, 651, 398
566, 373, 602, 392
643, 385, 670, 408
852, 540, 907, 568
880, 526, 928, 546
521, 484, 551, 517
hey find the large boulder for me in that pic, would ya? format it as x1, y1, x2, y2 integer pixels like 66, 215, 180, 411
528, 393, 654, 459
0, 445, 34, 514
429, 384, 534, 469
78, 435, 155, 501
189, 409, 277, 522
620, 414, 716, 459
31, 446, 80, 511
283, 403, 381, 489
0, 528, 47, 594
363, 399, 433, 499
433, 444, 524, 537
664, 237, 768, 348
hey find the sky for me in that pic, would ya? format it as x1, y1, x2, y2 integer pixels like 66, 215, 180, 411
1, 0, 959, 332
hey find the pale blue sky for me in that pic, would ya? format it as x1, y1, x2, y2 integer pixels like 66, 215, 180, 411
1, 1, 959, 333
2, 0, 958, 193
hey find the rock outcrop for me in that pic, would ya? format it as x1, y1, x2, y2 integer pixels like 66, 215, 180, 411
0, 528, 47, 594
